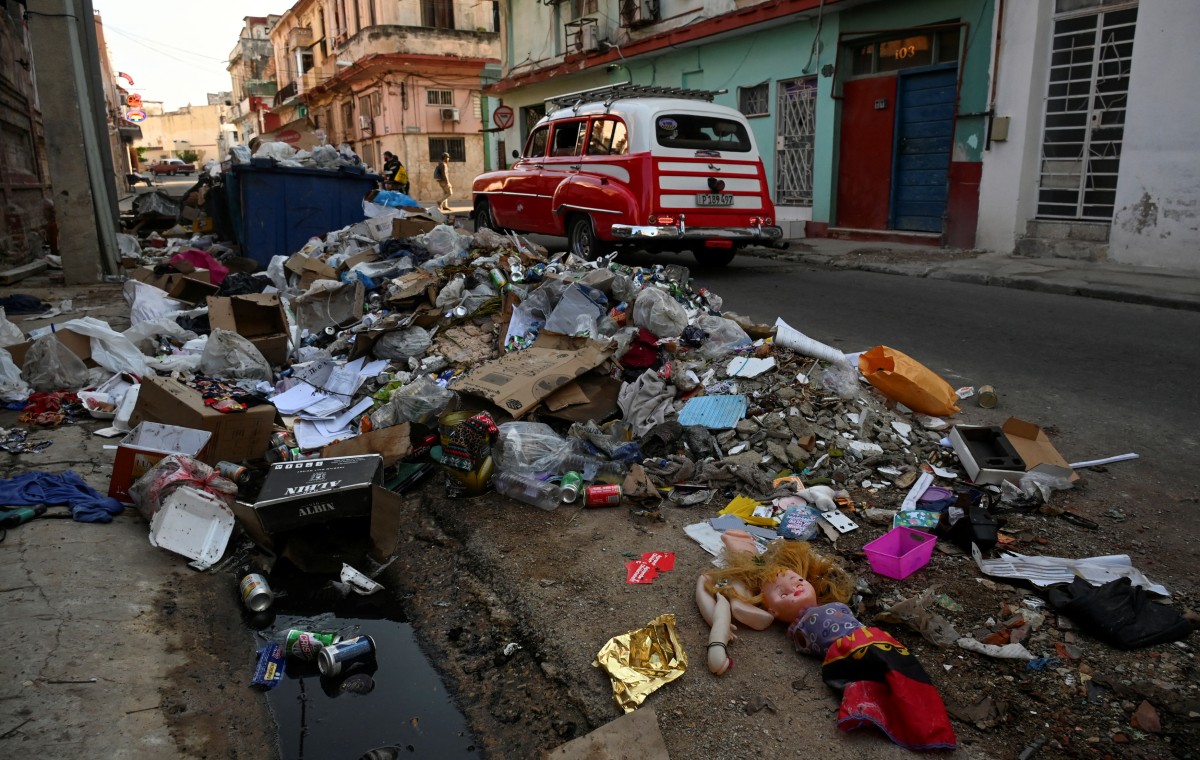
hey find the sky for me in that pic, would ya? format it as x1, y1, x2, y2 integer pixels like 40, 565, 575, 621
95, 0, 298, 111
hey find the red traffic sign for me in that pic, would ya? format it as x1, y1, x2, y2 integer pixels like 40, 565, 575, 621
493, 105, 514, 130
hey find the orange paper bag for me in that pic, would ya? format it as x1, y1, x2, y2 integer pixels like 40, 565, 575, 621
858, 345, 960, 417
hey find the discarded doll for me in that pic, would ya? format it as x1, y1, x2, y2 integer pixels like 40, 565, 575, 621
695, 530, 957, 751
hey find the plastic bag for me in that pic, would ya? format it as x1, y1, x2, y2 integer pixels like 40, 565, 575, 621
199, 329, 272, 380
817, 361, 861, 400
21, 334, 89, 392
543, 284, 605, 337
368, 375, 453, 429
420, 226, 471, 259
115, 233, 141, 259
253, 141, 297, 161
128, 454, 238, 521
59, 317, 150, 376
372, 326, 432, 361
632, 287, 687, 338
0, 307, 24, 347
230, 145, 252, 165
493, 422, 569, 474
123, 279, 185, 325
266, 255, 290, 292
695, 315, 751, 359
858, 345, 960, 417
123, 316, 198, 354
0, 348, 31, 402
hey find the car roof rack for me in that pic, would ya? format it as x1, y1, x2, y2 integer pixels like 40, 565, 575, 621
545, 83, 727, 111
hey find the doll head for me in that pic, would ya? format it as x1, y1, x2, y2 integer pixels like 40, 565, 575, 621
706, 540, 853, 623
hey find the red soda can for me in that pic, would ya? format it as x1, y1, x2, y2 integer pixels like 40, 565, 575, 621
584, 484, 622, 508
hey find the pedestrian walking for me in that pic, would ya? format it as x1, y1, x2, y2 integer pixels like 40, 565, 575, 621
381, 151, 400, 190
434, 152, 452, 213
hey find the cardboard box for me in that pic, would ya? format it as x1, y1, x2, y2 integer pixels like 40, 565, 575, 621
108, 422, 212, 503
949, 417, 1077, 486
130, 376, 276, 465
206, 294, 289, 367
451, 338, 612, 418
248, 455, 384, 534
6, 329, 95, 369
130, 266, 218, 305
392, 214, 438, 239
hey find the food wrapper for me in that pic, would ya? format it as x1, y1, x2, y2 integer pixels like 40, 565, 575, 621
251, 643, 286, 689
592, 614, 688, 713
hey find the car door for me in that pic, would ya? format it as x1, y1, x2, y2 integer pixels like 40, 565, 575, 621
536, 119, 588, 234
490, 125, 549, 231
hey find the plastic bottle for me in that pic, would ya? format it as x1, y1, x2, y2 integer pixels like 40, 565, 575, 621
492, 472, 561, 511
557, 453, 625, 479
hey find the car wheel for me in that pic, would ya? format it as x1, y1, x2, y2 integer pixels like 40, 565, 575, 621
692, 248, 737, 268
567, 214, 607, 261
474, 199, 502, 233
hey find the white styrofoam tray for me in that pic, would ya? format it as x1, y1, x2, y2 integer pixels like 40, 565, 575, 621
148, 486, 235, 570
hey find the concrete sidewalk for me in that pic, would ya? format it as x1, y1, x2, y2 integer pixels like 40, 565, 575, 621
749, 237, 1200, 312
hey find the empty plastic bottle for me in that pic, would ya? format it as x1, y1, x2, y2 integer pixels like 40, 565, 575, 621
557, 453, 625, 480
492, 472, 561, 511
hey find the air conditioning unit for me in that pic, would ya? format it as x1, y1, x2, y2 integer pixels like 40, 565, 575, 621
441, 107, 460, 122
576, 24, 599, 53
359, 115, 373, 132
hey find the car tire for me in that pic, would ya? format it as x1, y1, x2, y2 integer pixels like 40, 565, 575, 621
567, 214, 607, 261
692, 248, 737, 268
474, 199, 503, 234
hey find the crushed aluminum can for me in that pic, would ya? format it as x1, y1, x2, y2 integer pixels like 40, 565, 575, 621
317, 635, 377, 677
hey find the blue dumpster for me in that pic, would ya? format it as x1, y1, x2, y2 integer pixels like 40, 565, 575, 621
229, 161, 381, 267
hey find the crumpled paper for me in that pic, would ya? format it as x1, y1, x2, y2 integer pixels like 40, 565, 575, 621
593, 614, 688, 713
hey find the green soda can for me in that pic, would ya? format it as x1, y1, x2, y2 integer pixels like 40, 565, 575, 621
284, 629, 340, 660
560, 471, 583, 503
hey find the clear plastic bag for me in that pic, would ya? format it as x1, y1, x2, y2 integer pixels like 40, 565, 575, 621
420, 226, 471, 260
372, 326, 432, 361
0, 348, 31, 402
695, 315, 751, 359
199, 329, 272, 380
122, 317, 198, 354
128, 454, 238, 521
229, 145, 252, 164
21, 334, 90, 392
253, 141, 298, 161
632, 287, 688, 338
368, 375, 453, 428
543, 284, 604, 337
493, 422, 569, 474
0, 307, 24, 347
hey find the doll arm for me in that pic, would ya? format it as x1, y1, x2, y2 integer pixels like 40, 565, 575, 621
707, 592, 733, 675
696, 575, 776, 631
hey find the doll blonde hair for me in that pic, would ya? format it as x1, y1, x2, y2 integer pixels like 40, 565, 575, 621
705, 540, 854, 610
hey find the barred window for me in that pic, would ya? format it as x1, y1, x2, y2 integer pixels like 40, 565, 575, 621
738, 83, 769, 117
427, 89, 454, 106
429, 137, 466, 162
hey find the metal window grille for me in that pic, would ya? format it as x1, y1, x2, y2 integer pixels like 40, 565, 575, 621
429, 137, 466, 162
738, 83, 769, 117
1036, 5, 1137, 221
775, 78, 817, 206
427, 89, 454, 106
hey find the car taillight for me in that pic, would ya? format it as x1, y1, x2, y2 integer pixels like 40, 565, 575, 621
648, 215, 677, 226
749, 216, 772, 226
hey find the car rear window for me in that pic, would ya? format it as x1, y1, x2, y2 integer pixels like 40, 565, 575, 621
654, 114, 751, 153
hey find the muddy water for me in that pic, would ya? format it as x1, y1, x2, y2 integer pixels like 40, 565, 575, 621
261, 610, 478, 759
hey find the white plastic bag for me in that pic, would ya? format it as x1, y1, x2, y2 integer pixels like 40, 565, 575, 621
199, 329, 272, 380
123, 317, 198, 354
0, 307, 25, 347
696, 315, 751, 359
60, 317, 150, 376
0, 348, 31, 402
21, 334, 90, 392
632, 287, 688, 338
123, 279, 185, 325
543, 284, 604, 337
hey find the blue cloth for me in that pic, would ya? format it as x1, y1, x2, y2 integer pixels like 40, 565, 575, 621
0, 471, 124, 523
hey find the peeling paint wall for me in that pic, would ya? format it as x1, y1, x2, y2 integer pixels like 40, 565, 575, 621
1108, 1, 1200, 272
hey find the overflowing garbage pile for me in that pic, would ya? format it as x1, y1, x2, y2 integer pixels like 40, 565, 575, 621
0, 193, 1191, 752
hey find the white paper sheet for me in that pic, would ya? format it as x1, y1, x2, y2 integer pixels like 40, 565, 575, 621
293, 419, 357, 450
971, 544, 1169, 596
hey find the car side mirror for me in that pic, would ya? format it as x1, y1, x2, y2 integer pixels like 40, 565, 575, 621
511, 149, 520, 159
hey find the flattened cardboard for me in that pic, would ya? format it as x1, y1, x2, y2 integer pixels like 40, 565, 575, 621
451, 339, 612, 418
130, 376, 276, 465
250, 455, 384, 534
321, 423, 411, 466
950, 417, 1077, 486
130, 266, 218, 305
540, 373, 622, 425
392, 214, 438, 239
206, 294, 289, 367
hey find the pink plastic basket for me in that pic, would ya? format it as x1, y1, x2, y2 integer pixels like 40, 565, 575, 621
863, 526, 937, 580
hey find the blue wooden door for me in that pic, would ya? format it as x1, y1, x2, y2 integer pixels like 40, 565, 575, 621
890, 65, 957, 232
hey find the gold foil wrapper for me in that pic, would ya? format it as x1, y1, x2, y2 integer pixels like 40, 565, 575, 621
592, 613, 688, 713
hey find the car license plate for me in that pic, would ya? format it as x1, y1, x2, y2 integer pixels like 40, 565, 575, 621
696, 193, 733, 207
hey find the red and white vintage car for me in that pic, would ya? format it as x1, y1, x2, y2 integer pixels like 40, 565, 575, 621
472, 85, 784, 267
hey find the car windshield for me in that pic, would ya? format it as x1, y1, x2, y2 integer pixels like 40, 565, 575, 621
654, 113, 751, 153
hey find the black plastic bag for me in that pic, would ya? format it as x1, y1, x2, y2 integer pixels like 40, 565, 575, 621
1047, 577, 1192, 649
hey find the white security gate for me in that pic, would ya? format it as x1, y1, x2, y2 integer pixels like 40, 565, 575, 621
1036, 4, 1138, 220
775, 77, 817, 206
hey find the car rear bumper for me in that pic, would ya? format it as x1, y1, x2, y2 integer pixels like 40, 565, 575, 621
610, 223, 784, 245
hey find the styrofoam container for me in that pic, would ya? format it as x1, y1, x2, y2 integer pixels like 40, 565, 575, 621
863, 526, 937, 580
148, 486, 235, 570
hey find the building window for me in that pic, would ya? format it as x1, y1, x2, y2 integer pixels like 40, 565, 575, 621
848, 28, 961, 77
421, 0, 455, 29
571, 0, 599, 19
429, 137, 466, 161
738, 83, 769, 117
427, 89, 454, 106
341, 102, 354, 135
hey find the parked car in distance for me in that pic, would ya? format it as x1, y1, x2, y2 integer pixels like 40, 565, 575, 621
471, 84, 784, 267
149, 158, 195, 176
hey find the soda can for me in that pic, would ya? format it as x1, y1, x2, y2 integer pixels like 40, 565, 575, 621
489, 268, 508, 290
269, 432, 294, 449
584, 484, 622, 508
240, 573, 274, 612
560, 471, 583, 503
266, 444, 296, 464
284, 629, 340, 660
216, 461, 250, 485
317, 635, 377, 677
978, 384, 998, 408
